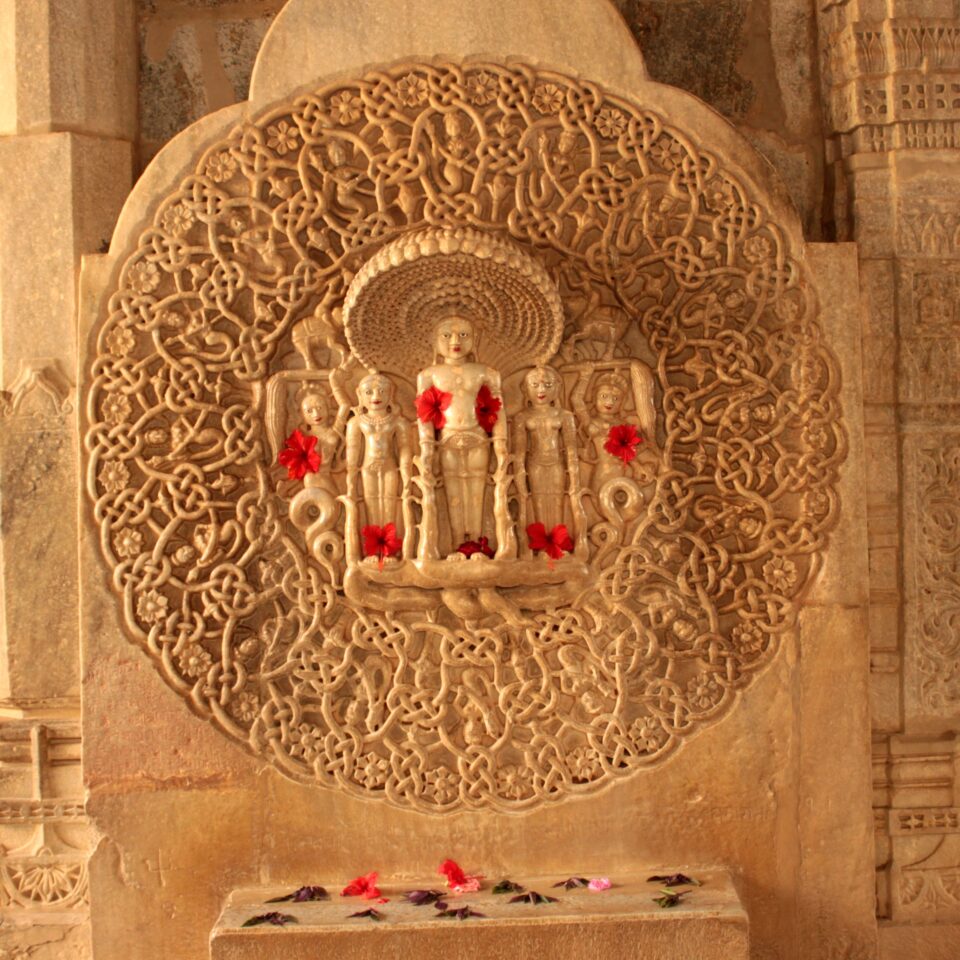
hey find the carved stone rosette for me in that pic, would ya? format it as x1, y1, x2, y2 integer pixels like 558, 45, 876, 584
84, 61, 844, 811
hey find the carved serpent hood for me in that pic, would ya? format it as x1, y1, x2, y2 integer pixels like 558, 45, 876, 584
84, 60, 845, 812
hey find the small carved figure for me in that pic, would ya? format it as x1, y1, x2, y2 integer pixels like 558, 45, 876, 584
571, 363, 657, 495
513, 366, 585, 546
297, 387, 346, 496
415, 315, 510, 558
345, 373, 412, 538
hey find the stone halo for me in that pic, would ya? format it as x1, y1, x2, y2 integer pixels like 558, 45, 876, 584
342, 227, 565, 379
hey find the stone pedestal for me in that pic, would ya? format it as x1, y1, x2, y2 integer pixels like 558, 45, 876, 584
211, 872, 748, 960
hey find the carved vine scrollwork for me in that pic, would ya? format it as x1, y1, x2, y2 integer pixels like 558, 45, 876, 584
84, 61, 845, 811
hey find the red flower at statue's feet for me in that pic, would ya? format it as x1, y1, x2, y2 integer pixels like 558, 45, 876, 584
604, 424, 642, 464
475, 385, 501, 434
526, 523, 574, 561
362, 524, 402, 564
416, 385, 453, 431
277, 428, 322, 479
341, 872, 381, 899
457, 537, 495, 559
439, 859, 483, 895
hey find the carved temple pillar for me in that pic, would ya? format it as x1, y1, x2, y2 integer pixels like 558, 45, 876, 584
0, 0, 136, 950
817, 0, 960, 951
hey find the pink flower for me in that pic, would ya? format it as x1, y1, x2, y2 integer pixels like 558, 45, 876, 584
588, 877, 611, 892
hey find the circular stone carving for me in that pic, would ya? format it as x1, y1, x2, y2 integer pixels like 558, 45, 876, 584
85, 61, 845, 812
343, 227, 564, 379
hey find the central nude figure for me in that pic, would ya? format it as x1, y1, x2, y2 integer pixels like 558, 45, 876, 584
415, 314, 512, 560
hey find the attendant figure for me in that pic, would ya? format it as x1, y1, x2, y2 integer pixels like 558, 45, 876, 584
345, 373, 413, 557
298, 387, 346, 497
513, 366, 586, 553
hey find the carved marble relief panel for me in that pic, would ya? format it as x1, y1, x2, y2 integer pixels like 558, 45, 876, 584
904, 437, 960, 723
84, 61, 844, 811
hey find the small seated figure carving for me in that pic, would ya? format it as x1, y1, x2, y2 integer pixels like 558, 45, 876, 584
513, 366, 583, 539
345, 373, 412, 559
415, 315, 510, 559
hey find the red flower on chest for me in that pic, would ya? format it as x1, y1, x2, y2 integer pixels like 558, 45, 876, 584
277, 429, 322, 479
474, 385, 501, 434
415, 385, 453, 430
604, 424, 642, 463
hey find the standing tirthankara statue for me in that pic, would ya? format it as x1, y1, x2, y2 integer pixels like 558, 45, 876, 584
414, 314, 511, 560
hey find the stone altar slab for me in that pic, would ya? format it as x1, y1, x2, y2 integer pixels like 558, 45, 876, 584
210, 871, 748, 960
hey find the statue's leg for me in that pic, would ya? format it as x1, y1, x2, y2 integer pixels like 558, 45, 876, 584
464, 443, 489, 540
383, 467, 400, 528
441, 444, 467, 547
361, 467, 381, 527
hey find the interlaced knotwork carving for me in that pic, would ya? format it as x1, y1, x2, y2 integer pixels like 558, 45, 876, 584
84, 60, 845, 811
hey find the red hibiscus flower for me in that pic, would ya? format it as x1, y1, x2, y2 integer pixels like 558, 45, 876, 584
604, 424, 642, 464
362, 523, 402, 567
457, 536, 494, 558
439, 859, 483, 895
416, 385, 453, 431
341, 872, 381, 899
277, 428, 322, 479
475, 385, 501, 434
527, 522, 574, 561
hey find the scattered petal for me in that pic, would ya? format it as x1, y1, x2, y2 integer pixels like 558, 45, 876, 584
493, 880, 525, 894
653, 888, 689, 908
553, 877, 589, 890
438, 859, 482, 894
588, 878, 612, 892
434, 902, 486, 920
266, 885, 329, 903
242, 912, 297, 927
404, 889, 445, 906
341, 872, 381, 899
347, 908, 383, 921
647, 873, 700, 887
509, 891, 558, 905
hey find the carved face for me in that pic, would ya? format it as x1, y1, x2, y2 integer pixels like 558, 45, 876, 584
359, 375, 391, 412
435, 317, 475, 361
525, 368, 559, 406
595, 383, 624, 416
300, 392, 327, 427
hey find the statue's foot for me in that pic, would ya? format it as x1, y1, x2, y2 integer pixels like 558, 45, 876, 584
445, 552, 468, 562
469, 552, 490, 562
